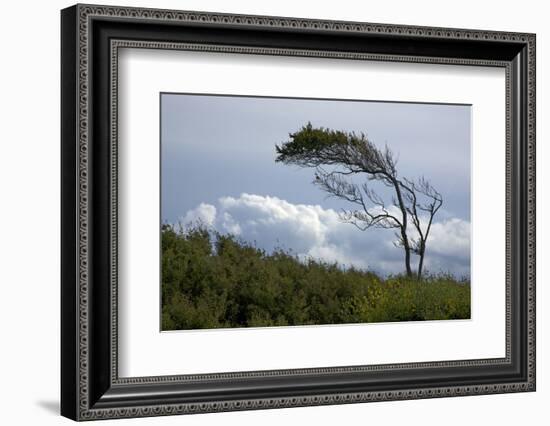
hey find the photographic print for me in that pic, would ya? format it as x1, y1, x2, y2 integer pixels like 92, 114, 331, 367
161, 93, 472, 331
61, 7, 536, 418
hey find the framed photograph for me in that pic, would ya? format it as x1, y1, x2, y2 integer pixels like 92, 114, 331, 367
61, 4, 536, 421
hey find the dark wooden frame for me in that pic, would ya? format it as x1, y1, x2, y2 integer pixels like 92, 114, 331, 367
61, 4, 536, 421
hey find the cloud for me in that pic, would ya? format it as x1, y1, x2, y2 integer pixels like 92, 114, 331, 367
422, 218, 471, 277
428, 218, 470, 258
178, 193, 470, 277
181, 202, 217, 227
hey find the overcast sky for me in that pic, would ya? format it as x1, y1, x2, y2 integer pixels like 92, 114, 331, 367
161, 93, 471, 277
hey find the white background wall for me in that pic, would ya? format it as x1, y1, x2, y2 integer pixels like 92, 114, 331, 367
0, 0, 546, 424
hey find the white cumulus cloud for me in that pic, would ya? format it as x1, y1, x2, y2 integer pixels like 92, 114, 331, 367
178, 193, 470, 277
428, 218, 471, 258
181, 202, 217, 227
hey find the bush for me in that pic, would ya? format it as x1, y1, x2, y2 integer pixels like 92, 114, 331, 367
161, 224, 470, 330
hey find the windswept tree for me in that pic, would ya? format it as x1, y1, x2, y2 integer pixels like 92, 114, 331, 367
275, 123, 443, 279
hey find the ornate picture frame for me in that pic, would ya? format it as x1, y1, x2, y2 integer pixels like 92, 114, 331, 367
61, 4, 535, 421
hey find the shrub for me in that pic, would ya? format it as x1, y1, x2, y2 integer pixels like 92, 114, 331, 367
161, 225, 470, 330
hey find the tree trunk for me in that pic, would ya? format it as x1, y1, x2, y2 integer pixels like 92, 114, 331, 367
401, 228, 413, 277
392, 180, 412, 277
404, 246, 412, 277
417, 250, 425, 280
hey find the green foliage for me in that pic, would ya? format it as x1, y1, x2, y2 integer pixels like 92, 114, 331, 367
161, 224, 470, 330
275, 122, 357, 165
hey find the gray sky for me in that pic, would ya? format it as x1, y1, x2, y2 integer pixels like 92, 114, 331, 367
161, 93, 471, 277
